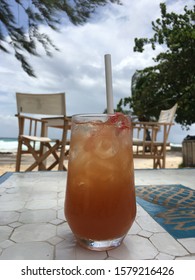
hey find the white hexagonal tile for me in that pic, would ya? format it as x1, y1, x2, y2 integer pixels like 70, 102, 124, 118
9, 222, 23, 228
58, 198, 64, 207
138, 230, 153, 238
0, 187, 5, 194
58, 191, 65, 198
108, 235, 158, 259
0, 239, 15, 249
136, 215, 166, 233
178, 238, 195, 253
155, 252, 175, 260
128, 221, 142, 235
0, 211, 20, 225
25, 200, 57, 210
50, 219, 64, 225
11, 223, 56, 242
55, 240, 76, 260
0, 226, 13, 242
0, 201, 25, 211
19, 209, 56, 223
56, 222, 69, 239
30, 192, 57, 200
0, 242, 54, 260
57, 209, 65, 220
150, 233, 188, 256
48, 236, 64, 245
175, 255, 195, 260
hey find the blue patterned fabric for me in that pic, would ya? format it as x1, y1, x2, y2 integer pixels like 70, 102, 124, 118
136, 184, 195, 239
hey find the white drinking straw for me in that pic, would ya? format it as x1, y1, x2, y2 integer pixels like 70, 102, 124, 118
104, 54, 114, 114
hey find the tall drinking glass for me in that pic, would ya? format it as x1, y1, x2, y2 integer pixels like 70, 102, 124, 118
64, 113, 136, 251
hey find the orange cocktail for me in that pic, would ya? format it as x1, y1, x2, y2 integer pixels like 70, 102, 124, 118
65, 113, 136, 250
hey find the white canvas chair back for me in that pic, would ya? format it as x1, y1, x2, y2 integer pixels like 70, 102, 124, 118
16, 93, 66, 116
158, 103, 177, 124
15, 92, 67, 172
157, 103, 177, 142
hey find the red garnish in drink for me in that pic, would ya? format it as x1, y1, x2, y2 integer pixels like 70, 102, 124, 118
107, 113, 130, 130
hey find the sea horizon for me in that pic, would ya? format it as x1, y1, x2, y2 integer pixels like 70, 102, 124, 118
0, 137, 19, 153
0, 136, 183, 154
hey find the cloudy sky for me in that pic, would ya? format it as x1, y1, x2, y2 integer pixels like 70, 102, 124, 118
0, 0, 195, 143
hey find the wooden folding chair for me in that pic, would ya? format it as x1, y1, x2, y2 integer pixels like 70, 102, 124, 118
42, 116, 72, 170
132, 104, 178, 169
15, 92, 69, 172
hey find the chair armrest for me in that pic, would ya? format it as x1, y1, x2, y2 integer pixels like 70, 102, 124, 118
132, 121, 174, 126
132, 122, 174, 134
15, 114, 48, 124
42, 116, 71, 129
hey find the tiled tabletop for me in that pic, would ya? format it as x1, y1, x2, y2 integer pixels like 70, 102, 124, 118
0, 169, 195, 260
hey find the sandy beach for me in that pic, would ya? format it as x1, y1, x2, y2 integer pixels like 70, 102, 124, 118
0, 149, 183, 176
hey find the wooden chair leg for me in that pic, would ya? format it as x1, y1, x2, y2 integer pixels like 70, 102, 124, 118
24, 142, 47, 171
44, 141, 67, 171
38, 142, 45, 171
58, 127, 68, 171
25, 141, 62, 171
162, 157, 166, 169
153, 145, 165, 169
15, 139, 23, 172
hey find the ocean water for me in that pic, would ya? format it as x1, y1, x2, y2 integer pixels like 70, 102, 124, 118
0, 138, 18, 153
0, 136, 182, 154
0, 138, 59, 153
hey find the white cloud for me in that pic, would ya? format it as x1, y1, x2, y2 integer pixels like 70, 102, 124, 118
0, 0, 194, 140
